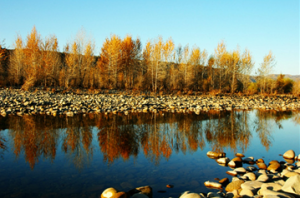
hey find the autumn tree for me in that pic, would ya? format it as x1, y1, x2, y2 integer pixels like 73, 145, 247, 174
239, 49, 254, 92
41, 35, 61, 86
9, 35, 25, 85
22, 26, 42, 90
257, 51, 276, 93
98, 34, 122, 89
214, 40, 227, 91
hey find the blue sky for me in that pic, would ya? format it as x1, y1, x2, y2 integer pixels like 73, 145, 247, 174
0, 0, 299, 75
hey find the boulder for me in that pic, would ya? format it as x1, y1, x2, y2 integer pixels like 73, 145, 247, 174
128, 186, 152, 198
267, 161, 281, 171
258, 188, 295, 198
226, 171, 237, 177
179, 191, 201, 198
257, 174, 269, 182
225, 180, 244, 192
207, 151, 226, 158
283, 150, 295, 159
281, 175, 300, 195
101, 187, 117, 198
217, 157, 230, 164
235, 153, 245, 157
204, 181, 222, 189
244, 172, 256, 181
257, 162, 267, 170
234, 167, 246, 174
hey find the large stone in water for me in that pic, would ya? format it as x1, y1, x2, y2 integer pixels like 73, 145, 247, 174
267, 161, 281, 171
281, 175, 300, 195
283, 150, 295, 159
204, 181, 222, 189
179, 191, 201, 198
101, 187, 117, 198
241, 181, 263, 191
217, 157, 229, 164
257, 162, 267, 170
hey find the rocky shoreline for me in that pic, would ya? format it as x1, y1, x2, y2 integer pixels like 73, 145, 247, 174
0, 88, 299, 117
100, 150, 300, 198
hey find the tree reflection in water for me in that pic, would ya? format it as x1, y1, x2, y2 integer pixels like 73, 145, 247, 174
0, 110, 298, 169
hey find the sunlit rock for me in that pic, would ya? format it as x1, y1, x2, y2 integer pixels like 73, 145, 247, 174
206, 151, 226, 158
179, 191, 201, 198
226, 171, 237, 177
101, 187, 117, 198
235, 153, 244, 158
204, 181, 222, 189
257, 162, 267, 170
225, 180, 244, 192
244, 172, 256, 181
216, 157, 230, 164
281, 175, 300, 195
283, 150, 295, 159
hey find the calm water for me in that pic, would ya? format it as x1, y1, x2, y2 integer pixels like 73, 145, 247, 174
0, 110, 299, 198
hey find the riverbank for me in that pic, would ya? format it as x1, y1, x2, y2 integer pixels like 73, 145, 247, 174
100, 150, 300, 198
0, 88, 299, 117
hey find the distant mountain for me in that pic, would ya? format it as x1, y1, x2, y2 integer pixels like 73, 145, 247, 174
250, 74, 300, 82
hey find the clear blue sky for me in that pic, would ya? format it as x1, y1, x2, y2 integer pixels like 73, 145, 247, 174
1, 0, 299, 75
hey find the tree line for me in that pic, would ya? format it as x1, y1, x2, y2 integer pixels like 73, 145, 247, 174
0, 26, 299, 94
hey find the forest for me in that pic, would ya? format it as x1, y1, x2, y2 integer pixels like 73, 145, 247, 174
0, 26, 299, 95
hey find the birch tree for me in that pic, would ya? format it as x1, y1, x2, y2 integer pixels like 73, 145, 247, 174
257, 51, 276, 93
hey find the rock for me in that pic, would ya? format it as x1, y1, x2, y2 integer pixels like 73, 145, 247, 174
246, 166, 257, 172
235, 153, 245, 157
258, 188, 295, 198
225, 180, 245, 192
166, 184, 173, 188
282, 170, 300, 178
112, 192, 127, 198
217, 157, 230, 164
179, 191, 201, 198
257, 162, 267, 170
204, 181, 222, 189
283, 150, 295, 159
234, 167, 246, 174
218, 178, 229, 187
128, 186, 152, 198
228, 161, 236, 168
244, 172, 256, 181
260, 183, 282, 191
281, 175, 300, 195
207, 151, 226, 158
243, 157, 255, 164
267, 161, 281, 171
241, 181, 263, 191
226, 171, 237, 177
256, 158, 264, 163
296, 162, 300, 167
240, 188, 254, 197
101, 187, 117, 198
284, 158, 295, 164
257, 174, 269, 182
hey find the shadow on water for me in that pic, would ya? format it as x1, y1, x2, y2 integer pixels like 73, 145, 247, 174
0, 110, 297, 168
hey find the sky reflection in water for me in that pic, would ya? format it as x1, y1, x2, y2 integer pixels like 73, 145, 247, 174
0, 110, 299, 198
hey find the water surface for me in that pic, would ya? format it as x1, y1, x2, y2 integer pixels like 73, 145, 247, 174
0, 110, 299, 198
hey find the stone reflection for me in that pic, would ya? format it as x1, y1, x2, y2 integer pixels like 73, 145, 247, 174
2, 110, 298, 168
